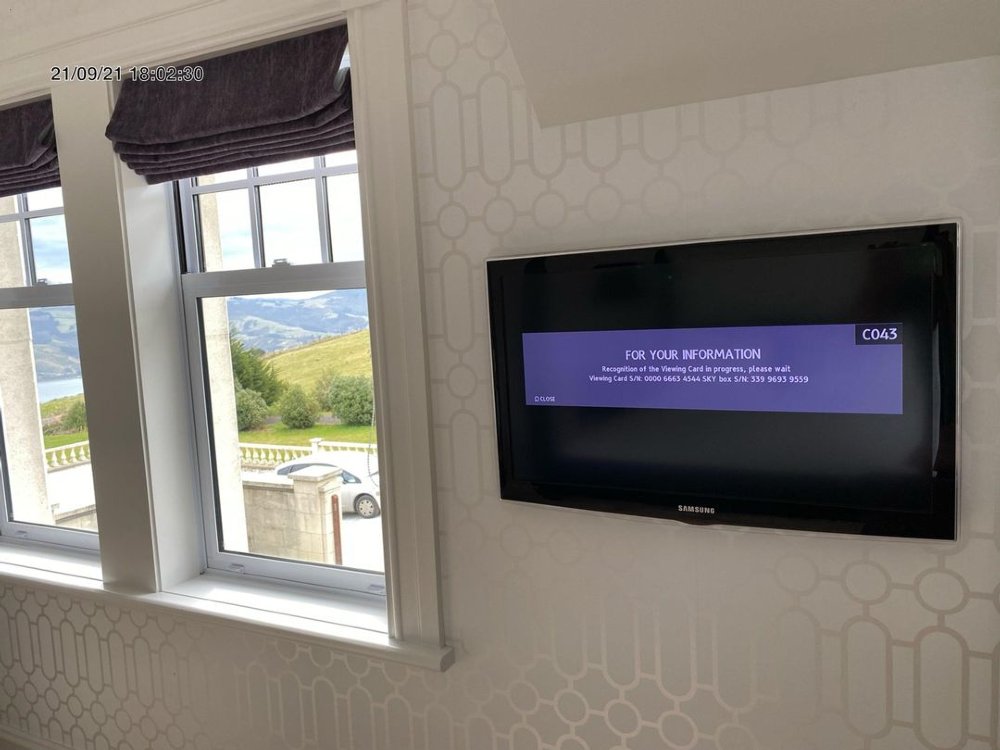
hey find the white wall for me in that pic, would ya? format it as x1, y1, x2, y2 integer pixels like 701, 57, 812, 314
1, 0, 998, 748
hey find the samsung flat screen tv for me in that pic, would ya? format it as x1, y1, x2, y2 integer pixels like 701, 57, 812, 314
486, 223, 958, 540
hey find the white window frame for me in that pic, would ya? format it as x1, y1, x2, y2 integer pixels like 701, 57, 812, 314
0, 196, 98, 552
177, 156, 361, 272
11, 0, 449, 664
174, 88, 388, 597
181, 260, 386, 595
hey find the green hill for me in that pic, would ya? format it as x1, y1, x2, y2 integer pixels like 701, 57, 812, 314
266, 329, 373, 392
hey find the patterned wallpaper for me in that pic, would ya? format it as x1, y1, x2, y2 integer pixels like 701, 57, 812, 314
2, 0, 999, 748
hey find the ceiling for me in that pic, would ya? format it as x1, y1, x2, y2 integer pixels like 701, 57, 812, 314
494, 0, 1000, 126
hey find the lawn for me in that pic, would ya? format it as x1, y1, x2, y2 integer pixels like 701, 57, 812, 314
43, 430, 89, 449
266, 329, 372, 392
238, 422, 376, 446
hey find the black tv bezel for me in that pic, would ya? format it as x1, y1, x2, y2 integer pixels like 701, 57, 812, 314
486, 223, 959, 541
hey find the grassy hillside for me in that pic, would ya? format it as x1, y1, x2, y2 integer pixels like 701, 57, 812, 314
227, 289, 368, 353
266, 329, 372, 392
40, 393, 83, 420
30, 308, 82, 379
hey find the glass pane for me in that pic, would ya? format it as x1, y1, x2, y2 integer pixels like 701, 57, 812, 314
196, 169, 247, 186
257, 157, 317, 177
26, 187, 63, 211
29, 215, 72, 284
0, 306, 96, 532
326, 174, 365, 262
197, 190, 255, 271
259, 180, 322, 266
325, 150, 358, 169
200, 290, 381, 571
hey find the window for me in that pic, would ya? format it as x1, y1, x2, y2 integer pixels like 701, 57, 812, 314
179, 154, 363, 271
179, 154, 385, 593
0, 189, 97, 550
7, 4, 448, 660
98, 25, 384, 594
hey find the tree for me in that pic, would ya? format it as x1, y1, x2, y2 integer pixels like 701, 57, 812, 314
61, 398, 88, 432
230, 334, 284, 405
279, 385, 320, 429
235, 387, 268, 431
326, 375, 374, 426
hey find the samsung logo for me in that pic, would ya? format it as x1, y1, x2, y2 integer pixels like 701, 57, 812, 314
678, 505, 716, 514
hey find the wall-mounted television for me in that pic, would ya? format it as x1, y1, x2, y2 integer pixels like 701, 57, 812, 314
486, 224, 958, 540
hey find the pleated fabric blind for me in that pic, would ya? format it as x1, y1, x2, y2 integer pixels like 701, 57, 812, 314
0, 99, 60, 199
105, 25, 353, 184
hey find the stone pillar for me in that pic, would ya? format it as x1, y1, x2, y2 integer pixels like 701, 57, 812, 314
240, 466, 343, 564
0, 195, 53, 524
199, 194, 248, 551
288, 466, 344, 565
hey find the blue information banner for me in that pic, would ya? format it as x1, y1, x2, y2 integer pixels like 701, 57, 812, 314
522, 324, 903, 415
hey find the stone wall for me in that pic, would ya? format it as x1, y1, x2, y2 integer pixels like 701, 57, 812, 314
53, 505, 97, 531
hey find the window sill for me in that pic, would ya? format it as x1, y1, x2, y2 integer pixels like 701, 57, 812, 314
0, 540, 103, 588
0, 545, 453, 672
155, 574, 453, 671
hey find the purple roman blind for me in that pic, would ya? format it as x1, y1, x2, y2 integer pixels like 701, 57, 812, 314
0, 99, 60, 199
104, 25, 353, 184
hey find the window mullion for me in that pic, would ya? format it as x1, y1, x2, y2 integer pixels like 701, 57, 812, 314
316, 157, 334, 263
0, 284, 75, 310
14, 194, 37, 286
49, 82, 168, 591
248, 169, 265, 268
0, 206, 64, 223
180, 262, 366, 297
178, 180, 203, 273
187, 164, 358, 195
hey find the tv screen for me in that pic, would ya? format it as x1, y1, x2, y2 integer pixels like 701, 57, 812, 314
486, 224, 958, 540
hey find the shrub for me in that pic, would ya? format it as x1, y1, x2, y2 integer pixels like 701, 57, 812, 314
327, 375, 374, 426
235, 388, 268, 431
61, 399, 88, 432
230, 334, 284, 405
279, 385, 319, 429
313, 369, 337, 411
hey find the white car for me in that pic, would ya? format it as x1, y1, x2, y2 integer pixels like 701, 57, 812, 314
274, 457, 381, 518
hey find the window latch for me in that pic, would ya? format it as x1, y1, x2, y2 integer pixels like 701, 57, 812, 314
227, 563, 246, 575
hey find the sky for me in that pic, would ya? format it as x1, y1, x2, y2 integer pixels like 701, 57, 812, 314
30, 214, 72, 284
0, 187, 75, 285
205, 151, 364, 271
